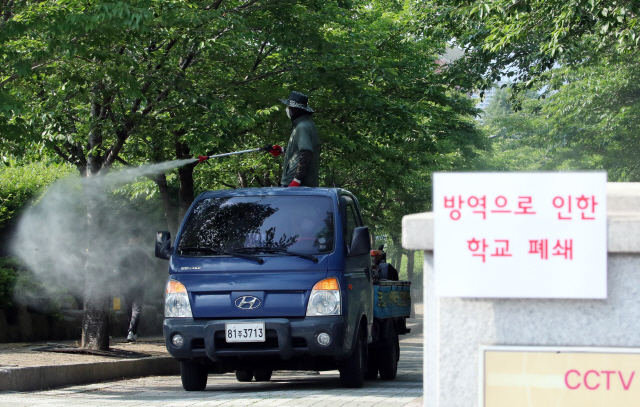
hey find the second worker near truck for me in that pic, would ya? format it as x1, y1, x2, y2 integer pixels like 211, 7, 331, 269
264, 91, 321, 187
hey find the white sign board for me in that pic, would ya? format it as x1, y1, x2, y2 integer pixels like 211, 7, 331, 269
433, 172, 607, 298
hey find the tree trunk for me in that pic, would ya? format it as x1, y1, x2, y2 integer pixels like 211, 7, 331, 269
391, 252, 398, 270
175, 141, 196, 221
154, 173, 179, 235
406, 250, 416, 318
392, 236, 403, 272
237, 171, 248, 188
263, 172, 273, 187
80, 265, 110, 350
80, 173, 110, 351
150, 134, 179, 234
80, 97, 111, 351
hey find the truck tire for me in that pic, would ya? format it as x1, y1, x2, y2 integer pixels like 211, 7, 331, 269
253, 369, 272, 381
364, 345, 379, 380
235, 370, 253, 382
339, 328, 366, 388
378, 322, 399, 380
180, 361, 208, 391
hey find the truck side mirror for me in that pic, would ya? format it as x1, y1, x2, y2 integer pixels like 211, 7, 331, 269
155, 231, 172, 260
349, 226, 371, 257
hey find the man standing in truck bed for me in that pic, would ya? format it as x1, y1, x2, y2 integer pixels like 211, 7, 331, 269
264, 91, 321, 187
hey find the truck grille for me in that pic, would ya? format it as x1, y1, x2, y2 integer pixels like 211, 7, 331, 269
197, 333, 306, 350
191, 338, 205, 349
292, 337, 307, 348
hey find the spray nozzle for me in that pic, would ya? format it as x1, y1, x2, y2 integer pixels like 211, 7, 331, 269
197, 156, 209, 163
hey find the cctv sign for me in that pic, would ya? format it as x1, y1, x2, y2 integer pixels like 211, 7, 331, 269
433, 172, 607, 298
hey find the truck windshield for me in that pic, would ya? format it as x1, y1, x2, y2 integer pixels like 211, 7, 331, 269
178, 195, 335, 256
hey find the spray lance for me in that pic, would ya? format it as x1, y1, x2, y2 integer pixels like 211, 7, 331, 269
197, 145, 283, 163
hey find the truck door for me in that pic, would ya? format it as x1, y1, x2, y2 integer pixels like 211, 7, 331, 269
341, 194, 373, 345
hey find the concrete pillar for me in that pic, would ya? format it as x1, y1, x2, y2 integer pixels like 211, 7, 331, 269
402, 182, 640, 407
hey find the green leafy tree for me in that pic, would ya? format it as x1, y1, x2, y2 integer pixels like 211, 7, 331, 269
1, 0, 487, 348
2, 0, 362, 350
477, 53, 640, 180
435, 0, 640, 98
190, 0, 487, 247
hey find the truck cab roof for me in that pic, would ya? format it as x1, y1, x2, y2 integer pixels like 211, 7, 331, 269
195, 187, 351, 200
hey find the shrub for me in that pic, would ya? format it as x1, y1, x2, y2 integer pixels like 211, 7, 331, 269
0, 257, 19, 311
0, 256, 65, 315
0, 161, 74, 229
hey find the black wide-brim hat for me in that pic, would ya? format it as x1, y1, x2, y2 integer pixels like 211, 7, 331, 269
280, 91, 314, 113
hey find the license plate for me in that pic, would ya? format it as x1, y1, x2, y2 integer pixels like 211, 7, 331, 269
225, 322, 265, 343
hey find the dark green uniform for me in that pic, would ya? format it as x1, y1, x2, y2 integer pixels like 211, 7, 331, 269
281, 114, 321, 187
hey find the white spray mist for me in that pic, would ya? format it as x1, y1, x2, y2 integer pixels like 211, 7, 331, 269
11, 158, 199, 309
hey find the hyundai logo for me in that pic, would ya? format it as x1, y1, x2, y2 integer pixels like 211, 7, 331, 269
235, 296, 261, 310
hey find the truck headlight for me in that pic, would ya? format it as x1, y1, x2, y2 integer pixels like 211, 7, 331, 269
165, 280, 193, 318
306, 277, 341, 316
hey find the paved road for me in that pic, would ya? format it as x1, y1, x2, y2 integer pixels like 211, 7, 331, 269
0, 328, 423, 407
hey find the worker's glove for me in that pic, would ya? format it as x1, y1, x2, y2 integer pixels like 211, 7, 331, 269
289, 178, 301, 187
262, 145, 284, 157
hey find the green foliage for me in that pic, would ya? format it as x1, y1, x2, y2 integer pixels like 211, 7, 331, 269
0, 256, 63, 314
184, 0, 487, 239
476, 86, 553, 171
540, 55, 640, 180
0, 160, 74, 229
0, 0, 492, 346
478, 53, 640, 180
1, 0, 486, 244
0, 257, 19, 311
397, 250, 423, 282
436, 0, 640, 97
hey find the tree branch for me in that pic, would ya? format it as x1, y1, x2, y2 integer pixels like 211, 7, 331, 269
227, 0, 260, 13
52, 145, 72, 164
245, 40, 268, 79
130, 39, 180, 114
100, 128, 128, 174
114, 155, 132, 166
163, 39, 179, 58
1, 0, 14, 27
205, 0, 224, 10
232, 67, 294, 85
220, 181, 237, 189
180, 52, 197, 71
0, 58, 61, 88
75, 142, 87, 167
253, 174, 264, 187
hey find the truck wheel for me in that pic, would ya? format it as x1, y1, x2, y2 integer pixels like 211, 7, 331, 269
235, 369, 253, 382
180, 361, 208, 391
378, 323, 399, 380
339, 328, 366, 388
364, 345, 379, 380
253, 369, 273, 382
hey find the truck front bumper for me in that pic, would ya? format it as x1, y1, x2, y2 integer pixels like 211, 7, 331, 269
163, 317, 346, 362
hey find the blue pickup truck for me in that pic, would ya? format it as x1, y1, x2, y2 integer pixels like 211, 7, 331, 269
155, 187, 411, 391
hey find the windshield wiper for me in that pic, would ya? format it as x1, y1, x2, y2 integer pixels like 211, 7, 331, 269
179, 246, 218, 254
178, 247, 264, 264
235, 246, 318, 263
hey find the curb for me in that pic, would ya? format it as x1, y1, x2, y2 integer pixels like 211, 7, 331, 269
0, 356, 179, 392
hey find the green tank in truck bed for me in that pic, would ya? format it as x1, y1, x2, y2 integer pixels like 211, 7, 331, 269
374, 280, 411, 319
